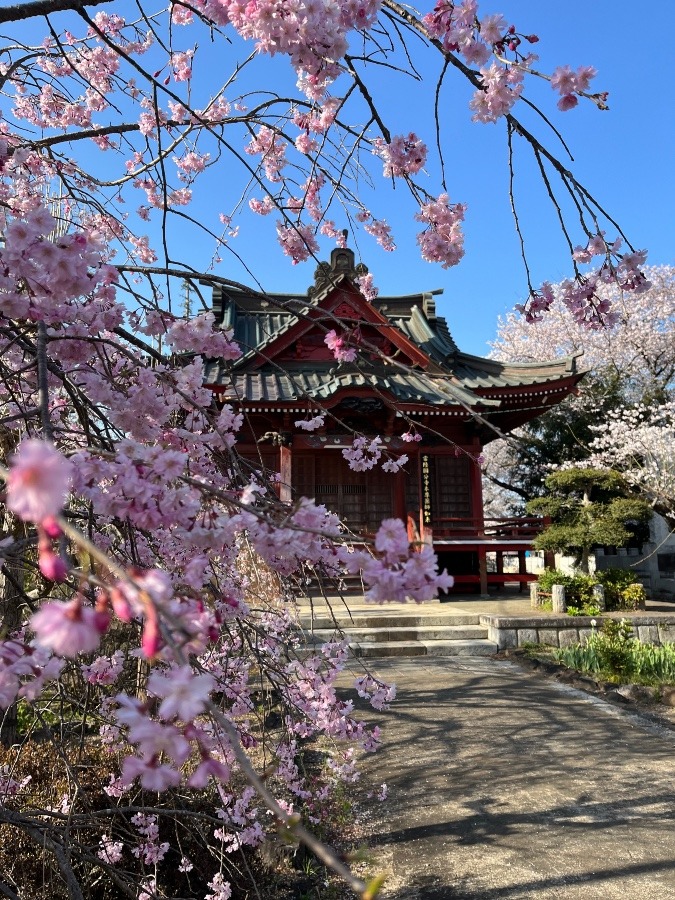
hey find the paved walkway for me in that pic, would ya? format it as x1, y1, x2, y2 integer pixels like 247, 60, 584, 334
303, 590, 675, 619
342, 656, 675, 899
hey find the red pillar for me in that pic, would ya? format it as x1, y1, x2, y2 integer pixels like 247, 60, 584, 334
469, 444, 485, 533
478, 546, 489, 598
518, 550, 527, 593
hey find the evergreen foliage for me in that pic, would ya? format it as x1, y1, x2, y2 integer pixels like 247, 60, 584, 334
527, 468, 652, 572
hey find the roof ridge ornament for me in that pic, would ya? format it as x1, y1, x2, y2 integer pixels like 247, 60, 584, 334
308, 237, 368, 297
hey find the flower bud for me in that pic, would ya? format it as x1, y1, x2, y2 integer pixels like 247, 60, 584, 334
110, 587, 133, 622
41, 516, 63, 539
38, 547, 67, 583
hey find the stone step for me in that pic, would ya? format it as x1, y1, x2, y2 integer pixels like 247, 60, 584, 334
350, 639, 498, 659
296, 595, 442, 608
299, 613, 482, 630
303, 624, 488, 643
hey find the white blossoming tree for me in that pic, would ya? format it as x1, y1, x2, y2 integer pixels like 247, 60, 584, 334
483, 267, 675, 509
587, 402, 675, 529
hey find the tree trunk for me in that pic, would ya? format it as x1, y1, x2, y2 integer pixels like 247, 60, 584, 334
0, 425, 23, 746
0, 538, 24, 747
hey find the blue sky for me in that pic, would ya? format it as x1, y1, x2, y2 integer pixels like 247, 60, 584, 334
193, 0, 675, 355
5, 1, 674, 356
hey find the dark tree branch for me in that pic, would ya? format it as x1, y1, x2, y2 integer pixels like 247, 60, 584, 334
0, 0, 112, 25
483, 470, 532, 502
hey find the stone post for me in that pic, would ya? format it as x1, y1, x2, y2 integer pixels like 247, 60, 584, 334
552, 584, 566, 614
529, 582, 540, 608
592, 583, 606, 612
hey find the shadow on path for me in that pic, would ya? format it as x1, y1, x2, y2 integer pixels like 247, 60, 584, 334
342, 658, 675, 899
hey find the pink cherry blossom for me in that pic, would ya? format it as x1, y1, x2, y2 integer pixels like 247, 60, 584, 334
364, 217, 396, 252
37, 545, 68, 582
30, 598, 106, 658
342, 436, 382, 471
557, 93, 579, 112
249, 195, 275, 216
551, 64, 597, 99
470, 63, 524, 123
147, 664, 215, 721
355, 272, 379, 300
324, 330, 357, 363
122, 755, 181, 791
188, 755, 231, 788
295, 415, 325, 431
372, 133, 427, 178
382, 454, 408, 473
98, 835, 124, 864
374, 517, 410, 559
81, 650, 125, 686
276, 222, 320, 264
415, 193, 466, 269
6, 440, 73, 524
167, 313, 241, 359
206, 873, 232, 900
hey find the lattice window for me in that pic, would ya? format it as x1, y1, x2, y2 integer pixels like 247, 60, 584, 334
431, 455, 472, 525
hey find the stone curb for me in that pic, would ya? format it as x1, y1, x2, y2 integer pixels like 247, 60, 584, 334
480, 614, 675, 649
505, 649, 675, 713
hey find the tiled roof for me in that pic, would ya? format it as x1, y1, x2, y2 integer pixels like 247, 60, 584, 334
450, 351, 581, 390
206, 253, 583, 407
203, 362, 501, 408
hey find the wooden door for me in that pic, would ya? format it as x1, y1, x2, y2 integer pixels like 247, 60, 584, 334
293, 452, 394, 533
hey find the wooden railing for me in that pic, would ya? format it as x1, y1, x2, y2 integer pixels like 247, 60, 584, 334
430, 515, 547, 540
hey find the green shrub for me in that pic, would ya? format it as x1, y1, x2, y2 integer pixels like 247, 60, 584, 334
555, 618, 633, 678
539, 567, 648, 612
595, 568, 643, 610
620, 582, 647, 610
566, 604, 601, 617
537, 568, 574, 594
537, 569, 596, 606
555, 620, 675, 685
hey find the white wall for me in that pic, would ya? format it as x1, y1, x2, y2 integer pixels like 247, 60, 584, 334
524, 515, 675, 599
594, 514, 675, 599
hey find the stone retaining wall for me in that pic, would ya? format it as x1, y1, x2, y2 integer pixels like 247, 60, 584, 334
479, 614, 675, 650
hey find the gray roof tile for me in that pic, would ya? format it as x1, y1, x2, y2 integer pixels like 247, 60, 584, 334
205, 278, 584, 407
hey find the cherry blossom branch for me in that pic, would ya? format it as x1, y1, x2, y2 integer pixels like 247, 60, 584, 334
206, 699, 375, 897
0, 878, 20, 900
0, 808, 85, 900
506, 122, 533, 294
344, 55, 391, 144
0, 0, 112, 25
382, 0, 639, 255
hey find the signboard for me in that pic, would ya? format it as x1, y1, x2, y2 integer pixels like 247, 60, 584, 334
421, 454, 432, 525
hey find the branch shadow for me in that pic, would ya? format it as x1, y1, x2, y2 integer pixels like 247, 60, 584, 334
340, 657, 675, 898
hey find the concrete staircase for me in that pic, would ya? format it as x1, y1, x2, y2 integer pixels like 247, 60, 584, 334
296, 596, 498, 658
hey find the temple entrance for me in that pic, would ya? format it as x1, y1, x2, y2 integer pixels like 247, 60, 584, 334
293, 451, 394, 534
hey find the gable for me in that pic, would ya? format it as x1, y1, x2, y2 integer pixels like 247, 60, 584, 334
246, 279, 432, 370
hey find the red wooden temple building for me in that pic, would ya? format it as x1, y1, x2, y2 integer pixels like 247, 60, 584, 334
204, 248, 583, 594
